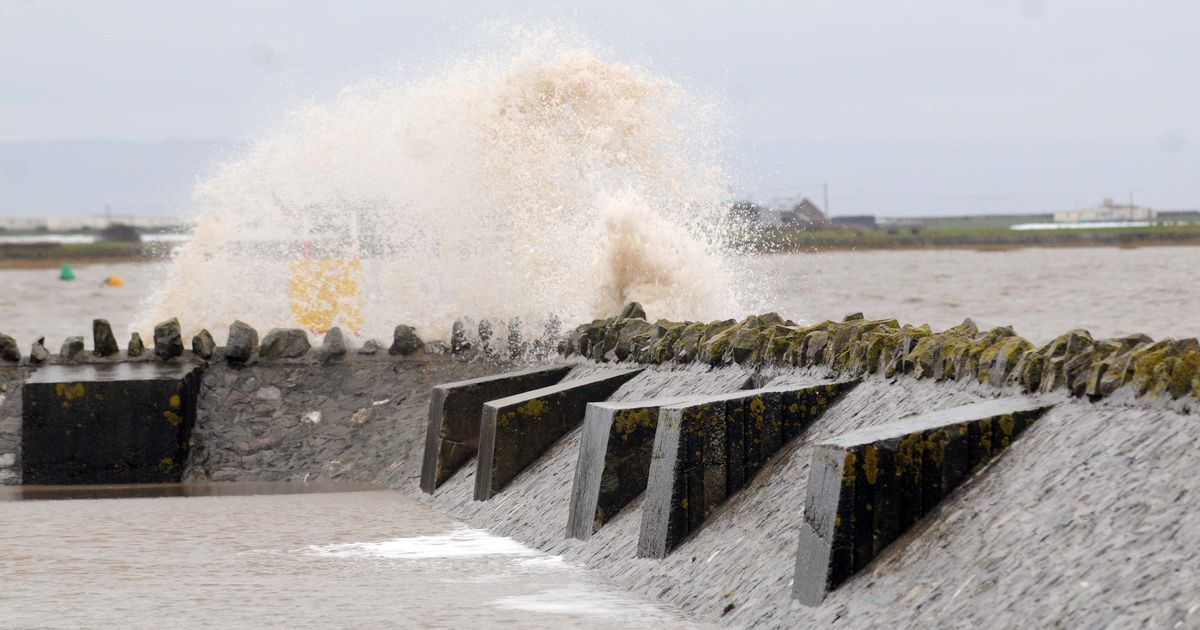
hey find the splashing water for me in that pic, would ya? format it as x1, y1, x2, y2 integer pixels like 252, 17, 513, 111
137, 32, 753, 343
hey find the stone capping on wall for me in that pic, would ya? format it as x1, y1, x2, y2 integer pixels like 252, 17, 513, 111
793, 397, 1050, 606
0, 319, 446, 367
561, 303, 1200, 403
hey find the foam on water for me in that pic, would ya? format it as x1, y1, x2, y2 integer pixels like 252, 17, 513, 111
491, 585, 682, 620
303, 527, 538, 559
136, 30, 753, 342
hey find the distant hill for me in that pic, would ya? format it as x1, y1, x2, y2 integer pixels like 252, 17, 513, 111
0, 138, 239, 217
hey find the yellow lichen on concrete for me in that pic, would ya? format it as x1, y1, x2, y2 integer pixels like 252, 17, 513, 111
863, 446, 879, 485
924, 429, 947, 467
977, 418, 994, 459
998, 414, 1015, 438
895, 433, 923, 477
55, 382, 86, 401
1164, 351, 1200, 399
842, 451, 858, 485
517, 398, 547, 417
497, 398, 550, 428
748, 396, 766, 429
613, 408, 655, 437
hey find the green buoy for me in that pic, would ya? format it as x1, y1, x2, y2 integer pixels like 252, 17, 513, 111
59, 262, 75, 281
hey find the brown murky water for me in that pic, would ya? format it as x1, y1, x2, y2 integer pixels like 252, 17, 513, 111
0, 486, 700, 629
742, 246, 1200, 343
2, 246, 1197, 348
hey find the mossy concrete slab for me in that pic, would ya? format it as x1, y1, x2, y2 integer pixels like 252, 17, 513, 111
567, 396, 695, 541
474, 368, 643, 501
420, 364, 572, 494
21, 363, 203, 484
793, 396, 1051, 606
638, 381, 857, 559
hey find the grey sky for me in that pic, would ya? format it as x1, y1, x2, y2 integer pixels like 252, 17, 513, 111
1, 0, 1197, 216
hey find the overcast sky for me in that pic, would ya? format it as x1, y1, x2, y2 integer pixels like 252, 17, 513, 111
1, 0, 1197, 216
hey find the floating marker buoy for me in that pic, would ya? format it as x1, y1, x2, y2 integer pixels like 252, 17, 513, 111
59, 262, 75, 281
104, 275, 124, 287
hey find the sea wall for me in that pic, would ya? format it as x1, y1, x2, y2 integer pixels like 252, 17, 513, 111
0, 366, 33, 483
188, 353, 501, 485
0, 319, 509, 486
1, 309, 1197, 628
422, 370, 1196, 628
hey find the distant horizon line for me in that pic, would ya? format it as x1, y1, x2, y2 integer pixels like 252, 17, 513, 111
1, 134, 1183, 146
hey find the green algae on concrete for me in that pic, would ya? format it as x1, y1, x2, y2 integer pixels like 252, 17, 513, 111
793, 397, 1050, 607
568, 397, 694, 540
419, 364, 573, 494
637, 380, 857, 559
474, 368, 643, 501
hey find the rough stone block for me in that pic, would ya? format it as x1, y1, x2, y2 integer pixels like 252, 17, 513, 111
192, 329, 216, 360
317, 326, 348, 364
638, 381, 856, 559
793, 397, 1051, 606
60, 336, 85, 360
30, 337, 49, 363
153, 318, 183, 360
225, 320, 258, 363
21, 362, 203, 484
92, 319, 119, 357
0, 332, 19, 363
390, 324, 424, 356
127, 333, 145, 357
260, 328, 310, 359
419, 364, 573, 494
474, 368, 643, 501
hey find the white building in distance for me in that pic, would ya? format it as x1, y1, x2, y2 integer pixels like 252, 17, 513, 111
1054, 198, 1156, 223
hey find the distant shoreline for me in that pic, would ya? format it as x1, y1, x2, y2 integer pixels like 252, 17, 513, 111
739, 224, 1200, 253
3, 226, 1200, 269
0, 242, 176, 269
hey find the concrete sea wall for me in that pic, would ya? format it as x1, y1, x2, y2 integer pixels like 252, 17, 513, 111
0, 320, 506, 486
1, 308, 1197, 628
421, 371, 1196, 628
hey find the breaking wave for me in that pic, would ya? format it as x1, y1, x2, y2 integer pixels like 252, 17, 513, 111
137, 30, 753, 343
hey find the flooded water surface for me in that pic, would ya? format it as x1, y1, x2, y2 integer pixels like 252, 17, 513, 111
0, 487, 698, 629
743, 246, 1200, 343
2, 246, 1198, 348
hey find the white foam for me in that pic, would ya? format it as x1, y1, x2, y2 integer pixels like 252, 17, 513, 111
304, 528, 540, 560
492, 585, 671, 619
514, 555, 568, 570
134, 29, 757, 345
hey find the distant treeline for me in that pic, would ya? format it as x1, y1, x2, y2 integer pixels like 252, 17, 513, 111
738, 224, 1200, 252
0, 241, 179, 268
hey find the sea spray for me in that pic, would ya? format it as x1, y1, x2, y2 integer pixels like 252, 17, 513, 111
136, 32, 754, 345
